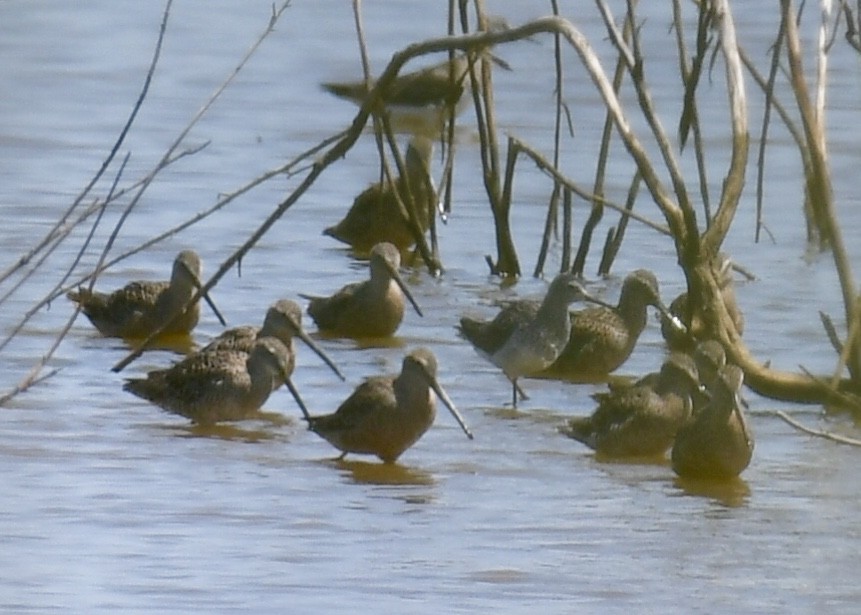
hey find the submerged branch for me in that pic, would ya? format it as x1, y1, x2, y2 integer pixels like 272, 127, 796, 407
776, 410, 861, 446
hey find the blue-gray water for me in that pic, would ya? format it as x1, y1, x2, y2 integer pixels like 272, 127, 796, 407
1, 2, 860, 613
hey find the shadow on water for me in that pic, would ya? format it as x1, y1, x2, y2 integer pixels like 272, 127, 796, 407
75, 332, 196, 355
322, 457, 436, 487
157, 411, 297, 443
590, 452, 673, 467
309, 332, 409, 351
672, 475, 752, 508
481, 405, 571, 424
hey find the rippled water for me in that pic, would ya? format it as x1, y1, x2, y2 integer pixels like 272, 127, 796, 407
2, 2, 861, 613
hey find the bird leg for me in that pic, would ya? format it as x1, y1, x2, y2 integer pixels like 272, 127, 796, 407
510, 378, 529, 407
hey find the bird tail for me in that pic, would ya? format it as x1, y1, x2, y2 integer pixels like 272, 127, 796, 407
66, 287, 93, 304
457, 317, 491, 352
558, 416, 596, 448
123, 378, 153, 401
320, 81, 365, 103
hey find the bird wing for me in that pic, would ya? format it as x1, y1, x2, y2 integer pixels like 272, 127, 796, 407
306, 281, 362, 329
310, 376, 395, 433
200, 326, 258, 353
565, 306, 629, 368
458, 300, 539, 356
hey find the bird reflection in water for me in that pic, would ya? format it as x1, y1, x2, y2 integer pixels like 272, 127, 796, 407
160, 411, 296, 443
673, 475, 752, 508
326, 458, 436, 487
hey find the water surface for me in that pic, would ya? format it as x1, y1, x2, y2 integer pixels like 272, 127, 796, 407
1, 2, 859, 613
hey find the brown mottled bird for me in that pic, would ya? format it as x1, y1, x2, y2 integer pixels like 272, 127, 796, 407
549, 269, 684, 381
306, 348, 473, 463
67, 250, 224, 339
324, 136, 436, 253
303, 242, 423, 339
561, 353, 700, 458
123, 337, 291, 425
201, 299, 344, 385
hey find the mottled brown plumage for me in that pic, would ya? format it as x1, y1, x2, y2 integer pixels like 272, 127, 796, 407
549, 269, 683, 381
672, 364, 754, 479
324, 137, 435, 253
201, 299, 344, 383
306, 348, 473, 463
67, 250, 223, 339
561, 353, 699, 458
123, 337, 291, 425
305, 242, 423, 338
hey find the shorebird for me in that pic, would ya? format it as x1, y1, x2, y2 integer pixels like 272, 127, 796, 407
305, 347, 473, 463
200, 299, 345, 385
692, 340, 726, 386
549, 269, 685, 381
303, 242, 423, 338
123, 337, 293, 425
324, 136, 436, 253
460, 273, 610, 407
322, 54, 475, 135
458, 301, 538, 355
560, 353, 700, 458
672, 364, 754, 479
661, 253, 745, 351
67, 250, 225, 339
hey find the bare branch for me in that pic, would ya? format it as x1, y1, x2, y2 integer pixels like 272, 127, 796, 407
776, 410, 861, 446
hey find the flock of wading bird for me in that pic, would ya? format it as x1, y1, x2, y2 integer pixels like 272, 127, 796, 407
65, 52, 753, 480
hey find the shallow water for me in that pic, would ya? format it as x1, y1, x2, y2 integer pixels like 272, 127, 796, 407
2, 2, 861, 613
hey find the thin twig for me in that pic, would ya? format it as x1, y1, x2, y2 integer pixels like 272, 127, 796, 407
78, 1, 293, 369
510, 136, 670, 236
574, 1, 634, 276
0, 0, 174, 288
0, 369, 60, 407
776, 410, 861, 446
0, 153, 130, 358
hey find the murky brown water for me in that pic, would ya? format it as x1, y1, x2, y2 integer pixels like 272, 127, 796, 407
2, 2, 860, 612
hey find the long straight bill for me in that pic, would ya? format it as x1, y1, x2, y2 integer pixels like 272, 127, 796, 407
426, 375, 473, 440
294, 328, 346, 381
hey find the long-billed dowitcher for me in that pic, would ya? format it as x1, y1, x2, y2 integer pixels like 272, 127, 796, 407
561, 353, 700, 458
324, 136, 436, 253
304, 242, 423, 338
460, 273, 609, 407
672, 364, 754, 479
67, 250, 225, 339
305, 347, 473, 463
549, 269, 684, 381
322, 55, 474, 135
123, 337, 292, 425
201, 299, 345, 384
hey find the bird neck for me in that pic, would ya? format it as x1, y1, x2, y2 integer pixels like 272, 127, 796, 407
394, 371, 432, 414
615, 286, 649, 335
536, 292, 571, 320
369, 263, 395, 290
